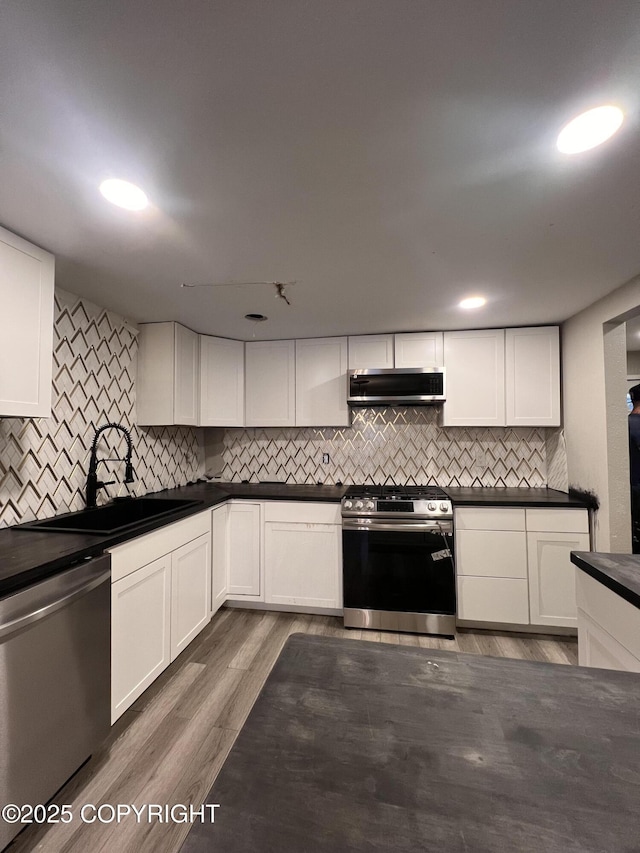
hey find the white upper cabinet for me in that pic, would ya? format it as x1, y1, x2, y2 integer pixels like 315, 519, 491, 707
137, 322, 199, 426
394, 332, 444, 368
296, 337, 349, 426
200, 335, 245, 426
348, 334, 394, 369
348, 332, 444, 369
245, 340, 296, 426
0, 226, 54, 417
505, 326, 560, 426
442, 329, 506, 426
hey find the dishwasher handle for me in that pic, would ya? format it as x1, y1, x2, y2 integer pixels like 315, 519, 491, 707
0, 560, 111, 641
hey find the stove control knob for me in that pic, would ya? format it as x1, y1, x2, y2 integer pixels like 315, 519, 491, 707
366, 500, 375, 510
355, 500, 364, 510
343, 499, 353, 509
440, 502, 449, 512
427, 502, 436, 511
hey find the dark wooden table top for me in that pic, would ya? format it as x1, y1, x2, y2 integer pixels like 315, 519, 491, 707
572, 550, 640, 609
180, 634, 640, 853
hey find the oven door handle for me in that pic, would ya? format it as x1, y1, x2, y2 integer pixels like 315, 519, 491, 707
342, 520, 452, 533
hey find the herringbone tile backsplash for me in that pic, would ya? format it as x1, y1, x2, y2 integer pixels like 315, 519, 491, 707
0, 288, 568, 528
220, 409, 567, 488
0, 289, 203, 528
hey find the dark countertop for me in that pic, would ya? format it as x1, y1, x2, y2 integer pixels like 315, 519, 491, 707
0, 480, 585, 597
216, 482, 349, 502
445, 486, 587, 507
181, 633, 640, 853
571, 551, 640, 610
0, 481, 346, 596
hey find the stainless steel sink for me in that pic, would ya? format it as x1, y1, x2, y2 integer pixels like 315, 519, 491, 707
16, 497, 204, 535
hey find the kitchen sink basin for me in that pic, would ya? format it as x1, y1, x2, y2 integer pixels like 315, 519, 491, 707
16, 497, 204, 535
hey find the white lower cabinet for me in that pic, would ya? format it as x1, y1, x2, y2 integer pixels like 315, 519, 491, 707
263, 501, 342, 610
227, 502, 262, 598
455, 506, 589, 630
576, 571, 640, 672
111, 556, 172, 724
527, 530, 589, 628
109, 511, 212, 722
264, 521, 341, 608
456, 508, 529, 625
211, 503, 229, 614
577, 610, 640, 672
170, 534, 211, 660
225, 500, 342, 612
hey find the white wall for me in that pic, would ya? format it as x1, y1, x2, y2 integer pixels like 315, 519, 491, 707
563, 274, 640, 551
627, 350, 640, 375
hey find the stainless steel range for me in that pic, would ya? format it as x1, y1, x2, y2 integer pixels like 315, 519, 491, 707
341, 485, 456, 636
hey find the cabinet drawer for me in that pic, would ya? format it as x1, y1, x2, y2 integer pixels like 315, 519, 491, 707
576, 572, 640, 660
455, 507, 525, 531
108, 510, 211, 582
457, 576, 529, 624
525, 508, 588, 534
456, 529, 527, 578
263, 501, 341, 525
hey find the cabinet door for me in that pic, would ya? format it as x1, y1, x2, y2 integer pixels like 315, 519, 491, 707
0, 226, 54, 417
211, 504, 228, 614
136, 323, 175, 425
228, 502, 262, 598
578, 609, 640, 672
506, 326, 560, 426
348, 335, 394, 369
170, 533, 212, 660
200, 335, 245, 426
174, 323, 199, 425
265, 521, 341, 608
527, 531, 589, 628
296, 337, 349, 426
111, 556, 171, 722
137, 322, 198, 426
394, 332, 443, 368
457, 576, 529, 624
442, 329, 505, 426
245, 340, 295, 426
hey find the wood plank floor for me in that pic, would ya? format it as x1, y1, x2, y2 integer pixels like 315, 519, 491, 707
7, 609, 578, 853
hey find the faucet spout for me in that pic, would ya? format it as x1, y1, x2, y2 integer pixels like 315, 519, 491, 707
86, 422, 135, 508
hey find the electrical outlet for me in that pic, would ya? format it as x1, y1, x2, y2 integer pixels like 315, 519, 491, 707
322, 453, 330, 464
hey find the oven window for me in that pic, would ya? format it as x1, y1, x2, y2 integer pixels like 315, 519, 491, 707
343, 529, 455, 614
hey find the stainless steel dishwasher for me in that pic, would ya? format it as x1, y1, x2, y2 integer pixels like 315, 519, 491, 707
0, 554, 111, 850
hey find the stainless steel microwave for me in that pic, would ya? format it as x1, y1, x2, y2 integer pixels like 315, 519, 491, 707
347, 367, 446, 405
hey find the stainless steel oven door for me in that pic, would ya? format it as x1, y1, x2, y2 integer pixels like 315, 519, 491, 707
342, 517, 455, 635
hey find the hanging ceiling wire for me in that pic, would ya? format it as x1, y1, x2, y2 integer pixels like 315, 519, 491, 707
180, 280, 297, 306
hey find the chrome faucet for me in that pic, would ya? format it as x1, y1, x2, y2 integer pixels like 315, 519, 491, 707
86, 422, 135, 508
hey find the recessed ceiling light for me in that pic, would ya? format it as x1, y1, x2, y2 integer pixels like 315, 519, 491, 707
556, 105, 624, 154
459, 296, 486, 310
99, 178, 149, 210
245, 313, 268, 322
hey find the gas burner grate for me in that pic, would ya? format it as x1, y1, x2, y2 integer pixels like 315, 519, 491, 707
345, 484, 450, 500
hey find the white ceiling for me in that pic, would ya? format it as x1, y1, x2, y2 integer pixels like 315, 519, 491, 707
2, 0, 640, 341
